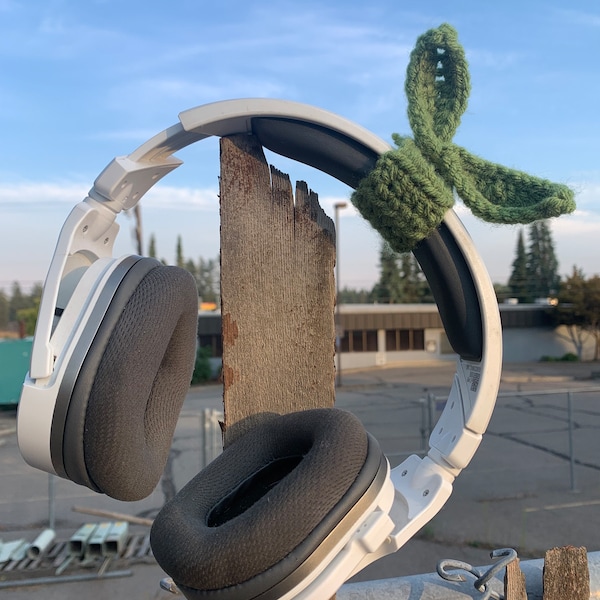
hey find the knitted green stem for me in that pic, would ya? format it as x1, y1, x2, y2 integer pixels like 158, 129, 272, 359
351, 23, 575, 253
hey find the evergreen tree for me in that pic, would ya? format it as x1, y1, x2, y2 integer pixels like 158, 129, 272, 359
338, 287, 373, 303
197, 257, 219, 303
494, 282, 513, 304
0, 290, 9, 329
148, 234, 157, 258
398, 253, 432, 302
508, 229, 529, 302
184, 259, 198, 283
8, 282, 26, 323
176, 236, 185, 268
372, 242, 403, 303
526, 221, 560, 300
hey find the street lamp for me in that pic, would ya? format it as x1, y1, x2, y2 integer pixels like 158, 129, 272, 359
334, 202, 347, 387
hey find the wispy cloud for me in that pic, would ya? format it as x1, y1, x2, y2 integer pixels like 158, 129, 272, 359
144, 184, 218, 211
0, 181, 89, 208
0, 180, 220, 212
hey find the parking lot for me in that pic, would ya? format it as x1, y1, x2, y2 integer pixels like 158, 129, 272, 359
1, 360, 600, 598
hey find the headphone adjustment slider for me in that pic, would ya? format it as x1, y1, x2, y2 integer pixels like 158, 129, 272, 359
90, 155, 182, 213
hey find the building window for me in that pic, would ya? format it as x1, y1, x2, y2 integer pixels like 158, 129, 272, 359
198, 334, 223, 357
341, 329, 378, 352
385, 329, 425, 351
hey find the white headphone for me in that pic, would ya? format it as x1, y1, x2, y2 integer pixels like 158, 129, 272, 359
18, 99, 502, 599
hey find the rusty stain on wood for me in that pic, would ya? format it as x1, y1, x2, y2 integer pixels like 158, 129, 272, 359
221, 364, 236, 394
221, 313, 239, 347
219, 133, 336, 447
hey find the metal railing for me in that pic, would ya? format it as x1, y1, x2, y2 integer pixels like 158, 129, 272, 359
338, 550, 600, 599
200, 408, 223, 467
423, 386, 600, 492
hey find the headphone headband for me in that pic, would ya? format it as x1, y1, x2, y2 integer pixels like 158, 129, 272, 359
19, 99, 502, 596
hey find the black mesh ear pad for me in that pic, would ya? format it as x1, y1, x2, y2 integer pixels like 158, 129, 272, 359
61, 259, 198, 501
150, 408, 387, 600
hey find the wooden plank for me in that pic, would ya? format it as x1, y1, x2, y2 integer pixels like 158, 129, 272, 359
504, 557, 527, 600
219, 133, 336, 447
543, 546, 589, 600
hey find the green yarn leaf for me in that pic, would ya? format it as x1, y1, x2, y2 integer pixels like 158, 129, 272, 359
351, 23, 575, 253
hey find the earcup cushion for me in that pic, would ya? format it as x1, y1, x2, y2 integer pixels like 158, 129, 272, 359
150, 408, 385, 599
62, 259, 198, 501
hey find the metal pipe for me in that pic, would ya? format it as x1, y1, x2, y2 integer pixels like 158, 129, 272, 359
339, 550, 600, 599
0, 570, 133, 589
26, 528, 56, 559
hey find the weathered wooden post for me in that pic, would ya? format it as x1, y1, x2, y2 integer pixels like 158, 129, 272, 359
219, 132, 336, 443
219, 133, 337, 597
543, 546, 590, 600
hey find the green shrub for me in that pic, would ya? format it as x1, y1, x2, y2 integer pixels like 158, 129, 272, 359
540, 352, 579, 362
191, 346, 213, 384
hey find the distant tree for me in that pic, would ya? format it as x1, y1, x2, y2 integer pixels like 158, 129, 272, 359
398, 253, 433, 303
8, 282, 27, 322
148, 234, 157, 258
0, 290, 8, 329
17, 305, 38, 336
197, 257, 219, 303
184, 259, 198, 282
508, 229, 529, 302
526, 221, 560, 300
493, 282, 513, 304
176, 236, 185, 268
338, 287, 373, 304
167, 234, 220, 302
556, 267, 600, 360
555, 266, 586, 359
372, 242, 403, 303
3, 283, 42, 334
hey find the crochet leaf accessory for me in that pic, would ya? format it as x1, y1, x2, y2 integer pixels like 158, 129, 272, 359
351, 23, 576, 253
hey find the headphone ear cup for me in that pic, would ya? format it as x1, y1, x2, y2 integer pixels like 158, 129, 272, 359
150, 408, 387, 599
61, 259, 198, 501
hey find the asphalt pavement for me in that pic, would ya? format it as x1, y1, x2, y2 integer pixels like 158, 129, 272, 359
1, 360, 600, 598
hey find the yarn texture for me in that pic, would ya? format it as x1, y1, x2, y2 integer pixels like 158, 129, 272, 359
351, 24, 576, 253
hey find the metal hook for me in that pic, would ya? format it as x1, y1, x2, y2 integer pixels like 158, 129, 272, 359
475, 548, 518, 591
437, 547, 518, 600
437, 558, 483, 583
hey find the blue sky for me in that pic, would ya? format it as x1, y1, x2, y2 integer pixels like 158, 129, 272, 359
1, 0, 599, 293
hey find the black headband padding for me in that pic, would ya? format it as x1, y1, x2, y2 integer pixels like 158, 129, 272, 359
63, 261, 198, 500
150, 409, 383, 598
413, 224, 483, 361
252, 117, 378, 190
251, 116, 483, 361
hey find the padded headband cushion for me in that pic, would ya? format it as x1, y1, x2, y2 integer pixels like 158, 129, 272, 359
150, 408, 382, 597
63, 261, 198, 501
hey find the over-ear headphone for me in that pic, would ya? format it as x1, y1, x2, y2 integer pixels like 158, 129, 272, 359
17, 99, 502, 599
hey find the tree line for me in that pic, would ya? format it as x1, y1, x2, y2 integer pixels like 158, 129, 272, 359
0, 234, 220, 336
3, 222, 600, 361
341, 243, 433, 304
149, 234, 220, 304
0, 282, 42, 336
344, 220, 565, 306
